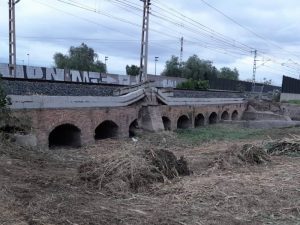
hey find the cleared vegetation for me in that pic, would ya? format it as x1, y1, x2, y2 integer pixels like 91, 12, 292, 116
0, 125, 300, 225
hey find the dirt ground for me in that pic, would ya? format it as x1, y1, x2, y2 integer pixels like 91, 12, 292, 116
0, 127, 300, 225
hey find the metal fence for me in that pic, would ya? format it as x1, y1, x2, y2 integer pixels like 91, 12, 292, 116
208, 78, 280, 93
282, 75, 300, 94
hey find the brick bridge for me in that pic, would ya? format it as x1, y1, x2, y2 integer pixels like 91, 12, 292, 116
7, 81, 246, 148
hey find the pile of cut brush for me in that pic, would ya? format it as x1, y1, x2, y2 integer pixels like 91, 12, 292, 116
210, 144, 270, 170
210, 136, 300, 171
78, 148, 191, 194
266, 136, 300, 157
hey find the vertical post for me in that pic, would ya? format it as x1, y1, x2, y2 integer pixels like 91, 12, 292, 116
105, 56, 108, 72
8, 0, 21, 77
252, 49, 257, 92
27, 53, 29, 67
180, 36, 183, 66
139, 0, 151, 83
155, 56, 158, 75
8, 0, 16, 77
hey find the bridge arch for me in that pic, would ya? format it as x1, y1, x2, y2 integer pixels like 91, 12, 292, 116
195, 113, 205, 127
177, 115, 191, 129
232, 110, 239, 120
129, 119, 139, 137
49, 123, 81, 148
209, 112, 218, 124
221, 111, 230, 120
95, 120, 119, 140
162, 116, 171, 131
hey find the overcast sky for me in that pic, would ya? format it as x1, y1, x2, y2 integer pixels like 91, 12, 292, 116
1, 0, 300, 85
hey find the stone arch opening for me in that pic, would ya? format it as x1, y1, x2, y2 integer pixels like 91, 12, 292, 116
221, 111, 230, 120
129, 119, 139, 137
209, 112, 218, 124
49, 124, 81, 148
195, 114, 205, 127
232, 110, 239, 120
177, 115, 191, 129
95, 120, 119, 140
162, 116, 171, 131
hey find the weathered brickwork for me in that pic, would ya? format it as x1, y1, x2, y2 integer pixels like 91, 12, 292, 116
160, 103, 245, 130
12, 106, 140, 147
12, 103, 247, 147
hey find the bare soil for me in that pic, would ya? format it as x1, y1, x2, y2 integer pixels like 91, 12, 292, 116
0, 128, 300, 225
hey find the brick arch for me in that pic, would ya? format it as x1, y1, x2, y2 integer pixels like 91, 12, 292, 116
208, 112, 218, 124
162, 116, 171, 131
129, 118, 139, 137
195, 113, 205, 127
177, 114, 192, 129
48, 123, 82, 148
47, 120, 84, 139
94, 120, 120, 140
231, 110, 239, 120
221, 111, 230, 120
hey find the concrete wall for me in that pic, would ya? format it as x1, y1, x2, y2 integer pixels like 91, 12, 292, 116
280, 93, 300, 102
0, 63, 185, 88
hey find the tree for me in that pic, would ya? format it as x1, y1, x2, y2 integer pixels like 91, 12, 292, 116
161, 55, 218, 80
177, 79, 209, 90
161, 55, 183, 77
126, 65, 140, 76
182, 55, 218, 80
53, 43, 106, 73
218, 67, 239, 80
0, 75, 9, 109
263, 77, 272, 85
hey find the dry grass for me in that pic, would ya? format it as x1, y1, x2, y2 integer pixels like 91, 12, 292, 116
266, 135, 300, 156
0, 128, 300, 225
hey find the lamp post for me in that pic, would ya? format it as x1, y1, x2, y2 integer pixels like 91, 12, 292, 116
105, 56, 108, 72
155, 56, 159, 75
27, 53, 29, 67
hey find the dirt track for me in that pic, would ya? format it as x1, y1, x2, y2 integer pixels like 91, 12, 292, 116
0, 128, 300, 225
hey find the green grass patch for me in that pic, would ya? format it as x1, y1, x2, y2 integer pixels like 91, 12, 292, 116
176, 124, 264, 144
287, 100, 300, 105
176, 124, 300, 145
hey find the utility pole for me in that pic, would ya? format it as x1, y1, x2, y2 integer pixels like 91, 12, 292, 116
139, 0, 151, 83
8, 0, 21, 77
154, 56, 159, 75
180, 36, 184, 66
251, 49, 257, 92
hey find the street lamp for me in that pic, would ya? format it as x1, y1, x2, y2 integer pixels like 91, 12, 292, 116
27, 53, 29, 67
155, 56, 159, 75
105, 56, 108, 72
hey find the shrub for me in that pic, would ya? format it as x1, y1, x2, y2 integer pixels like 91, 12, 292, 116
177, 79, 209, 90
0, 75, 9, 109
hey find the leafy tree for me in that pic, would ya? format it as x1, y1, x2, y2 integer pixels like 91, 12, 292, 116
182, 55, 218, 80
263, 77, 272, 85
177, 79, 209, 90
162, 55, 218, 80
218, 67, 239, 80
126, 65, 140, 76
0, 75, 9, 109
161, 55, 183, 77
53, 43, 106, 73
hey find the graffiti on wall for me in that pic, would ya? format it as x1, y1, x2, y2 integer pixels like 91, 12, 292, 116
0, 63, 185, 88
